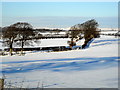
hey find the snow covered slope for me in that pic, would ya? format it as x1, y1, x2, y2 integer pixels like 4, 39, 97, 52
1, 35, 119, 88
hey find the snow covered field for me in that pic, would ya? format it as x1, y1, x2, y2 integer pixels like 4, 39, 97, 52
0, 34, 119, 88
100, 30, 118, 35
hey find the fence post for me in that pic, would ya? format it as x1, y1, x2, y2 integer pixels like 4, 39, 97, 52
0, 79, 4, 90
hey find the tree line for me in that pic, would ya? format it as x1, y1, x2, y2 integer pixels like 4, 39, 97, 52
1, 19, 100, 55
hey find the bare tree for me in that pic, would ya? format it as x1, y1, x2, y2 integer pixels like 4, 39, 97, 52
81, 19, 99, 48
11, 22, 35, 55
68, 25, 82, 49
69, 19, 99, 49
3, 26, 18, 55
82, 19, 99, 40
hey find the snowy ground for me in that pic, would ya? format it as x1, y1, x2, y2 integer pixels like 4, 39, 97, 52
2, 38, 71, 48
100, 30, 118, 35
0, 34, 119, 88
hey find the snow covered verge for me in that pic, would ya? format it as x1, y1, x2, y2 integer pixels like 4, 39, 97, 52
0, 35, 119, 88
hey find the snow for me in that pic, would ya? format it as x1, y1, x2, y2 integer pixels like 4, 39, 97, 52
0, 30, 118, 49
99, 28, 118, 31
0, 34, 119, 88
76, 38, 85, 46
1, 38, 71, 48
100, 31, 118, 34
0, 39, 3, 50
1, 38, 83, 48
35, 27, 70, 31
38, 38, 70, 47
40, 32, 66, 35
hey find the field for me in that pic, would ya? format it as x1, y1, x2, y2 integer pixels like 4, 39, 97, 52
0, 31, 119, 88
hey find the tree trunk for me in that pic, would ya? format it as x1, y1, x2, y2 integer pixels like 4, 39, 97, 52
0, 79, 4, 90
9, 43, 13, 56
70, 38, 74, 49
21, 41, 24, 55
82, 38, 93, 49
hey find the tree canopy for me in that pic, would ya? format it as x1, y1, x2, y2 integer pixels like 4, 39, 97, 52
3, 22, 35, 55
69, 19, 99, 48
